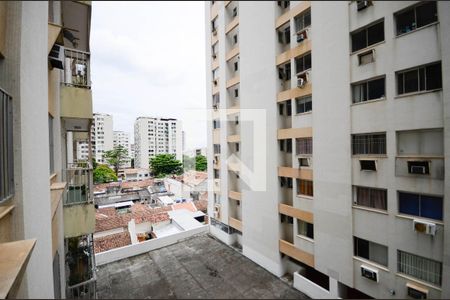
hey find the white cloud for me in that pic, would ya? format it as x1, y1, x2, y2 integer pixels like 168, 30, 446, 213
91, 1, 206, 150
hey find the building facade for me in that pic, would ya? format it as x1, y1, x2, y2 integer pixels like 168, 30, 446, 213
113, 130, 132, 168
0, 1, 96, 298
134, 117, 183, 169
206, 1, 450, 299
91, 113, 113, 164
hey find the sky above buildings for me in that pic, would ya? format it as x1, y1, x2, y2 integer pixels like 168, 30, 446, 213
91, 1, 206, 150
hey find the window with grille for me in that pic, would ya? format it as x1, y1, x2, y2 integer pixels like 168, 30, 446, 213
397, 250, 442, 286
296, 137, 312, 155
0, 89, 14, 203
352, 133, 386, 155
294, 9, 311, 33
297, 179, 313, 197
397, 62, 442, 95
354, 186, 387, 210
395, 2, 437, 36
297, 219, 314, 239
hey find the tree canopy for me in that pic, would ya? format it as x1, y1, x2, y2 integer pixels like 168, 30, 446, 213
93, 164, 118, 184
103, 145, 128, 176
150, 154, 183, 177
195, 155, 207, 171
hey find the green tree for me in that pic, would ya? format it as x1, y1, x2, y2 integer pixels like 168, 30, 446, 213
183, 155, 195, 171
150, 154, 183, 177
195, 155, 207, 171
92, 158, 98, 169
103, 145, 128, 176
93, 164, 118, 184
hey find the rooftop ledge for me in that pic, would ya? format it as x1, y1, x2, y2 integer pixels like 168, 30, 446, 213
0, 239, 36, 298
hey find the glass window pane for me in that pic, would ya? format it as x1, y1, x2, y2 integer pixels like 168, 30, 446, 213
305, 98, 312, 112
367, 21, 384, 46
397, 73, 404, 94
304, 53, 311, 70
352, 29, 367, 52
396, 8, 416, 35
420, 195, 443, 220
426, 63, 442, 90
399, 192, 420, 216
304, 10, 311, 28
403, 69, 419, 93
419, 67, 426, 91
368, 78, 385, 100
416, 2, 438, 28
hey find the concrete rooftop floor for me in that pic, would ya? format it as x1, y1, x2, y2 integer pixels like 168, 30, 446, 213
96, 233, 308, 299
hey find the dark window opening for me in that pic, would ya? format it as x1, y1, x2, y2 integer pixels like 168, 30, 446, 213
397, 62, 442, 95
352, 77, 385, 103
398, 192, 443, 221
395, 2, 437, 36
407, 161, 430, 175
351, 20, 384, 52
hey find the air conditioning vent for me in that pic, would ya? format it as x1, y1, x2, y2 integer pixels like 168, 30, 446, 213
413, 219, 436, 236
297, 70, 310, 88
361, 265, 379, 282
408, 161, 430, 175
357, 1, 371, 11
407, 283, 428, 299
48, 44, 64, 70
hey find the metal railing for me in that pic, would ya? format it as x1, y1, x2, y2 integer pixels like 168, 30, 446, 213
66, 235, 97, 299
64, 162, 93, 205
63, 48, 91, 88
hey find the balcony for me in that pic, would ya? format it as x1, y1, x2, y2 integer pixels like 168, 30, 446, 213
278, 166, 313, 180
63, 163, 95, 238
279, 239, 314, 268
278, 127, 312, 140
65, 235, 96, 299
279, 203, 313, 223
63, 48, 90, 88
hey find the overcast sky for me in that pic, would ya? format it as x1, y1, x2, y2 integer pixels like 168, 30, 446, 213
91, 1, 206, 150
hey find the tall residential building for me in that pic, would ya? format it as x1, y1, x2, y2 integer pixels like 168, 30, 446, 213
134, 117, 183, 169
0, 1, 96, 298
91, 113, 113, 164
113, 130, 132, 168
206, 1, 450, 299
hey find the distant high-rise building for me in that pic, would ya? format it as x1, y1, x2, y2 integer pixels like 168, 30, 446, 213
113, 131, 132, 168
206, 1, 450, 299
91, 113, 113, 164
134, 117, 183, 169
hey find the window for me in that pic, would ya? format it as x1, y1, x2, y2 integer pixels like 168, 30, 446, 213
358, 50, 374, 65
235, 116, 239, 125
233, 34, 238, 45
286, 139, 292, 153
407, 161, 429, 175
299, 158, 310, 167
354, 237, 388, 266
295, 53, 312, 74
286, 100, 292, 116
281, 214, 294, 224
294, 9, 311, 33
351, 20, 384, 52
232, 7, 237, 18
287, 177, 293, 189
277, 1, 289, 9
279, 140, 285, 152
235, 143, 239, 152
234, 88, 239, 98
48, 114, 54, 174
296, 95, 312, 114
397, 129, 443, 156
214, 169, 220, 179
352, 77, 385, 103
280, 176, 286, 187
234, 61, 238, 72
352, 133, 386, 155
213, 120, 220, 129
398, 250, 442, 286
279, 103, 284, 115
398, 192, 443, 221
297, 219, 314, 239
278, 63, 291, 81
211, 19, 217, 32
360, 159, 377, 171
354, 186, 387, 210
296, 137, 312, 155
395, 2, 438, 36
1, 89, 14, 203
297, 179, 313, 197
278, 26, 291, 44
397, 62, 442, 95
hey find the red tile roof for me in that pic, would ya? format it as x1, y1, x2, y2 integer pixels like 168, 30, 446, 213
94, 231, 131, 253
193, 199, 208, 213
171, 202, 197, 213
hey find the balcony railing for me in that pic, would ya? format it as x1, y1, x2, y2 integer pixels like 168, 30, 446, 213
66, 235, 96, 299
64, 163, 93, 205
64, 48, 91, 88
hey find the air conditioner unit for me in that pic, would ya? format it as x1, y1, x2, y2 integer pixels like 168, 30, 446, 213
296, 28, 309, 43
411, 166, 426, 174
48, 44, 64, 70
357, 1, 370, 11
297, 77, 305, 88
413, 219, 436, 236
406, 283, 428, 299
361, 265, 379, 282
299, 157, 311, 167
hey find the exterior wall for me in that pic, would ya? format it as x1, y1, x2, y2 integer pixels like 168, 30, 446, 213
113, 131, 132, 167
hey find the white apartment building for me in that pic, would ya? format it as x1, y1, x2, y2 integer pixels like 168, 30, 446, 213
76, 141, 89, 161
134, 117, 183, 169
113, 130, 132, 168
91, 113, 113, 164
206, 1, 450, 299
130, 143, 135, 161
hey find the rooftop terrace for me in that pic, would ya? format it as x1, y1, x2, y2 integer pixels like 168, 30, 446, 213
96, 233, 308, 299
